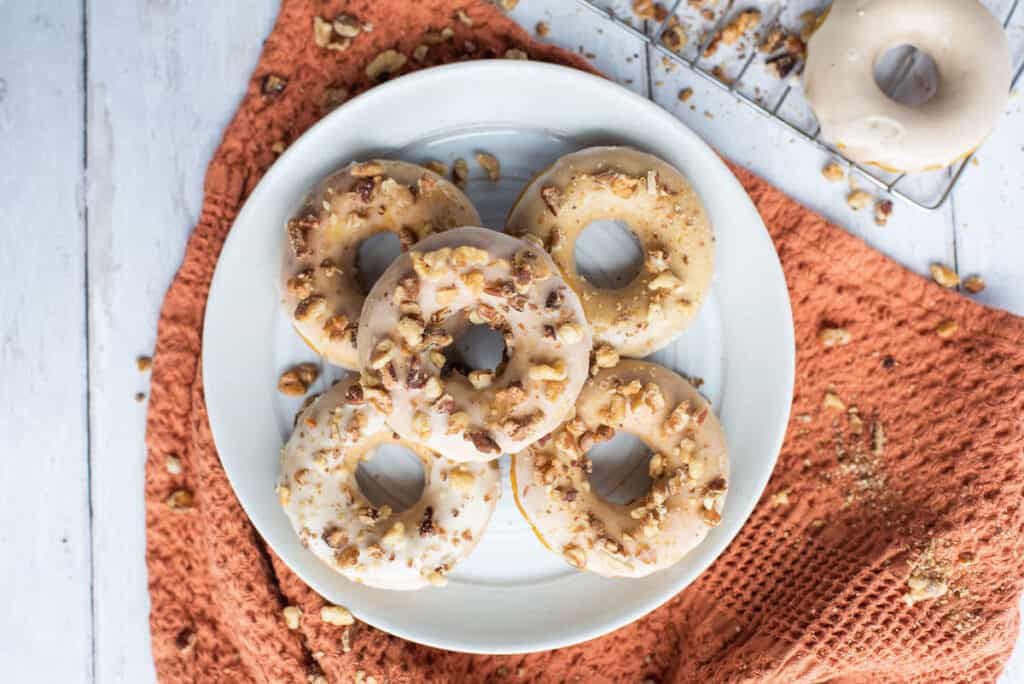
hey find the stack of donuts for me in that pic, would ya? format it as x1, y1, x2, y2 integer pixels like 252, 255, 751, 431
277, 148, 729, 590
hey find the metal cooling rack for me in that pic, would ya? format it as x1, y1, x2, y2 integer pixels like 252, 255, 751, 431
576, 0, 1024, 211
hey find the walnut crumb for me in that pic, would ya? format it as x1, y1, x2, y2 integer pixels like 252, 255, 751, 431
166, 455, 182, 475
822, 391, 846, 412
365, 49, 407, 80
818, 326, 851, 347
136, 355, 153, 372
320, 605, 354, 626
452, 158, 469, 188
504, 49, 529, 60
536, 21, 550, 37
846, 190, 872, 211
963, 275, 986, 294
821, 161, 844, 182
262, 74, 287, 95
283, 606, 302, 630
678, 87, 693, 103
278, 362, 320, 396
935, 319, 958, 338
166, 489, 194, 511
930, 263, 960, 288
475, 152, 501, 181
412, 44, 430, 62
874, 199, 893, 226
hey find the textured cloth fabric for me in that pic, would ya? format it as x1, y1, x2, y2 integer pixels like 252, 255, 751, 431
143, 1, 1024, 681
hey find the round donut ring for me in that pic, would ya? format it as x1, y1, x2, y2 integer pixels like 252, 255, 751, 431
278, 376, 501, 590
357, 226, 593, 463
281, 159, 480, 369
511, 360, 728, 578
505, 146, 714, 358
804, 0, 1012, 173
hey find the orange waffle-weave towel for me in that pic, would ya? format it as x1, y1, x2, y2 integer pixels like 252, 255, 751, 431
144, 1, 1024, 681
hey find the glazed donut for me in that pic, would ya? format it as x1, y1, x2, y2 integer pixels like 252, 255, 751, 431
281, 159, 480, 369
505, 147, 713, 358
278, 376, 501, 590
511, 360, 728, 578
804, 0, 1011, 173
357, 226, 593, 462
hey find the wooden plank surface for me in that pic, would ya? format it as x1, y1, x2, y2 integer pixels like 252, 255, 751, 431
1, 0, 1022, 681
0, 1, 92, 681
84, 2, 279, 682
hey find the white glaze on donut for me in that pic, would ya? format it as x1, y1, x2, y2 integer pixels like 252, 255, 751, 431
281, 160, 480, 369
357, 227, 593, 462
512, 360, 728, 578
804, 0, 1011, 173
505, 146, 713, 358
278, 376, 501, 590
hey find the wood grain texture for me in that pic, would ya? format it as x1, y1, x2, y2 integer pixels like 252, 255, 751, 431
0, 1, 91, 681
85, 2, 279, 682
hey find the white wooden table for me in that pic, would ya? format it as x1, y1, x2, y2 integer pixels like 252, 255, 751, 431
2, 1, 1022, 681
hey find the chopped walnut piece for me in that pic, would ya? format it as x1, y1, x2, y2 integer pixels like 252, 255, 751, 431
412, 44, 430, 62
456, 9, 473, 25
166, 489, 194, 511
382, 521, 406, 547
818, 326, 852, 347
556, 322, 583, 344
963, 275, 986, 294
278, 362, 320, 396
540, 185, 563, 216
397, 316, 426, 347
332, 14, 361, 38
677, 88, 693, 103
452, 158, 469, 188
424, 159, 448, 176
294, 295, 327, 322
593, 344, 620, 369
276, 484, 291, 506
313, 16, 334, 47
337, 546, 360, 568
448, 467, 475, 493
562, 543, 587, 569
930, 263, 960, 288
704, 9, 761, 58
846, 190, 872, 211
529, 360, 567, 382
323, 314, 350, 342
536, 21, 550, 37
166, 455, 182, 475
287, 215, 317, 257
904, 571, 948, 606
368, 339, 395, 370
770, 488, 791, 507
874, 199, 893, 226
320, 86, 349, 114
465, 430, 501, 455
447, 411, 470, 435
283, 606, 302, 630
504, 49, 528, 60
935, 319, 958, 338
468, 370, 494, 389
821, 161, 844, 182
648, 271, 684, 293
822, 391, 846, 412
701, 507, 722, 526
321, 605, 355, 626
365, 49, 407, 80
136, 355, 153, 372
351, 161, 384, 177
475, 152, 501, 181
662, 20, 687, 52
262, 74, 287, 95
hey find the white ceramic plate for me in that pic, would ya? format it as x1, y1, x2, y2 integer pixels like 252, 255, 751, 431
204, 61, 794, 654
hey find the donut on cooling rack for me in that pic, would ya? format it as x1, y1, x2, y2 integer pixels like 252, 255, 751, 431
504, 146, 713, 358
511, 360, 728, 578
278, 376, 501, 589
281, 159, 480, 369
804, 0, 1012, 173
356, 226, 593, 463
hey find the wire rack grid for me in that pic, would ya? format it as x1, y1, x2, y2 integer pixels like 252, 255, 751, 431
576, 0, 1024, 211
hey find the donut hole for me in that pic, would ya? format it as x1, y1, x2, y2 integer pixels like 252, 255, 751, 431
355, 443, 426, 513
873, 45, 940, 108
356, 230, 403, 294
443, 320, 509, 376
574, 219, 644, 290
585, 431, 654, 505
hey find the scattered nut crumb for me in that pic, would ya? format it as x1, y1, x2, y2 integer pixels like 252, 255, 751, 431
846, 189, 872, 211
134, 392, 146, 403
271, 141, 286, 155
166, 489, 194, 511
278, 362, 320, 396
283, 606, 302, 630
770, 488, 791, 507
320, 87, 349, 114
505, 48, 529, 60
456, 9, 473, 26
452, 158, 469, 188
365, 49, 407, 80
136, 355, 153, 372
412, 44, 430, 62
475, 152, 500, 181
822, 391, 846, 412
935, 319, 958, 338
874, 199, 893, 226
321, 605, 355, 626
821, 161, 844, 182
261, 74, 287, 95
929, 263, 960, 288
818, 326, 851, 347
424, 159, 449, 176
332, 14, 361, 39
499, 0, 519, 9
678, 87, 693, 102
166, 455, 182, 475
904, 569, 948, 606
963, 275, 986, 294
704, 9, 761, 58
536, 21, 550, 37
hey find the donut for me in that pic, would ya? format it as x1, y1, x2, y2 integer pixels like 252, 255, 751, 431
281, 159, 480, 369
505, 146, 713, 358
804, 0, 1012, 173
511, 360, 728, 578
356, 226, 593, 462
277, 376, 501, 590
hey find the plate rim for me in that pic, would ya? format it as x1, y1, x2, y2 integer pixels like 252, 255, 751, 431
203, 59, 795, 654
